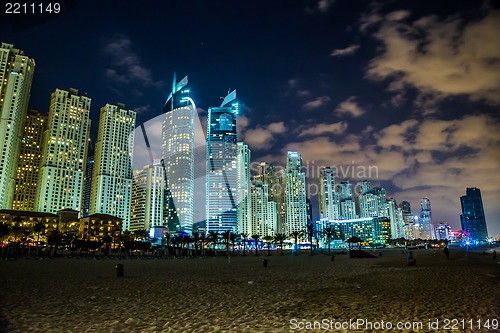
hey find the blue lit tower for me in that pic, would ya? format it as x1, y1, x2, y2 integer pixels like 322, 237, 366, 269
162, 74, 195, 234
206, 90, 238, 233
460, 187, 488, 241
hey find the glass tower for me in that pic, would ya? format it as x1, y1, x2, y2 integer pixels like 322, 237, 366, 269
419, 197, 434, 240
206, 90, 238, 233
162, 74, 195, 234
285, 151, 307, 234
0, 43, 35, 209
236, 142, 251, 235
460, 187, 488, 241
319, 167, 340, 220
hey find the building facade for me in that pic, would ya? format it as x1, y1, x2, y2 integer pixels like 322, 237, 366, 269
284, 151, 307, 234
0, 43, 35, 209
162, 74, 194, 233
206, 90, 239, 233
419, 197, 434, 240
250, 180, 277, 237
90, 103, 135, 231
35, 88, 91, 213
460, 187, 488, 241
339, 180, 357, 220
12, 109, 46, 210
236, 142, 251, 235
319, 167, 340, 220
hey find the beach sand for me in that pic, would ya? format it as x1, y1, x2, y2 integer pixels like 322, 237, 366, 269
0, 248, 498, 332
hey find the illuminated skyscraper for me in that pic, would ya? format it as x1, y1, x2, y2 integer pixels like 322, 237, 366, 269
90, 103, 136, 231
255, 162, 283, 232
460, 187, 488, 241
419, 197, 434, 240
0, 43, 35, 209
250, 180, 277, 237
357, 180, 379, 218
339, 180, 356, 219
372, 187, 388, 218
35, 88, 90, 213
319, 167, 340, 220
12, 109, 46, 210
284, 151, 307, 234
386, 198, 405, 239
82, 145, 94, 217
162, 74, 194, 234
400, 200, 416, 240
206, 90, 238, 233
130, 163, 165, 231
236, 142, 251, 235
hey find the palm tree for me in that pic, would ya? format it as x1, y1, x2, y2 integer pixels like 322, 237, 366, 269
251, 234, 260, 256
321, 226, 334, 256
274, 233, 287, 256
289, 230, 303, 256
221, 230, 231, 257
306, 222, 315, 256
240, 233, 248, 256
192, 232, 200, 256
199, 232, 207, 257
263, 235, 273, 256
230, 232, 239, 256
208, 231, 219, 256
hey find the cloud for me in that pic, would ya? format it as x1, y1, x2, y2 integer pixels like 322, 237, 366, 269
317, 0, 335, 13
133, 105, 151, 114
102, 34, 163, 88
303, 96, 331, 110
334, 96, 366, 117
365, 10, 500, 108
331, 44, 360, 57
298, 121, 348, 137
241, 121, 286, 150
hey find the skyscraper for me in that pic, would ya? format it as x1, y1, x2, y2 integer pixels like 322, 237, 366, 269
82, 144, 94, 217
358, 180, 379, 218
236, 142, 251, 235
0, 43, 35, 209
90, 103, 136, 231
162, 74, 195, 234
419, 197, 434, 240
35, 88, 90, 213
130, 163, 165, 232
339, 180, 356, 219
12, 109, 46, 210
372, 187, 388, 218
386, 198, 405, 239
460, 187, 488, 241
400, 200, 416, 240
284, 151, 307, 234
250, 180, 277, 237
319, 167, 340, 220
206, 90, 238, 233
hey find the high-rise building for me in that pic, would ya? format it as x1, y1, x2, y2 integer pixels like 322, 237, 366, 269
460, 187, 488, 241
255, 162, 283, 232
162, 74, 195, 234
319, 167, 340, 220
435, 222, 451, 241
82, 144, 94, 217
250, 180, 277, 237
130, 163, 165, 232
236, 142, 251, 235
358, 180, 379, 218
386, 198, 405, 239
12, 109, 46, 210
206, 90, 238, 233
339, 180, 356, 219
35, 88, 90, 213
0, 43, 35, 209
284, 151, 307, 234
372, 187, 388, 218
90, 103, 136, 231
400, 200, 417, 240
419, 197, 434, 240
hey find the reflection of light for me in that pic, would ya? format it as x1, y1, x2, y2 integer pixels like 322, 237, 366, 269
466, 241, 470, 245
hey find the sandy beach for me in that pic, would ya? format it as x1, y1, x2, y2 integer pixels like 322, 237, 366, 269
0, 248, 499, 333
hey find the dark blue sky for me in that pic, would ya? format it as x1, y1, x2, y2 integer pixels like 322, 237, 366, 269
2, 0, 499, 236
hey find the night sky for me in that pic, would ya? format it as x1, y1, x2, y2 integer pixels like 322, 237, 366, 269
2, 0, 499, 236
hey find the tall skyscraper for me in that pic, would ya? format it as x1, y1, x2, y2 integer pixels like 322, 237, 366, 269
162, 74, 195, 234
0, 43, 35, 209
372, 187, 388, 218
130, 163, 165, 232
255, 162, 283, 232
339, 180, 356, 219
12, 109, 46, 210
82, 144, 94, 217
236, 142, 251, 235
284, 151, 307, 234
90, 103, 136, 231
319, 167, 340, 220
35, 88, 90, 213
419, 197, 434, 240
206, 90, 238, 233
250, 180, 277, 237
400, 200, 416, 240
460, 187, 488, 241
358, 180, 379, 218
386, 198, 405, 239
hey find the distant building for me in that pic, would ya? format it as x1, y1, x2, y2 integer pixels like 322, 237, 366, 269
236, 142, 251, 235
12, 109, 46, 211
358, 180, 379, 218
79, 213, 122, 240
284, 151, 307, 234
330, 217, 391, 245
386, 198, 405, 239
90, 103, 136, 231
35, 88, 91, 214
255, 162, 283, 232
0, 43, 35, 209
250, 180, 277, 237
82, 146, 94, 218
319, 167, 340, 220
130, 163, 165, 232
435, 222, 452, 241
419, 197, 434, 240
460, 187, 488, 241
206, 90, 238, 233
339, 180, 356, 219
